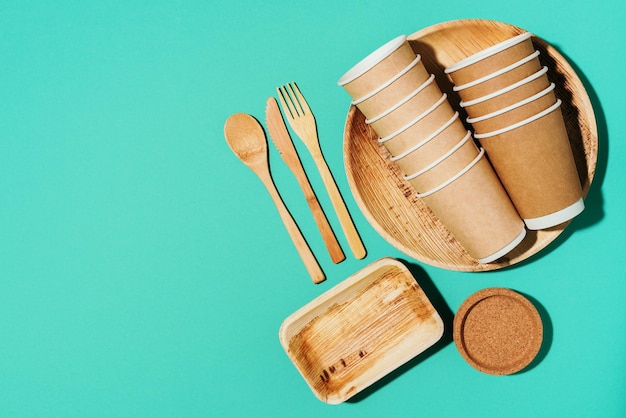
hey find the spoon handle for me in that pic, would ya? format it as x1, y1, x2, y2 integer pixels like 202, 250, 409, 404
257, 169, 325, 284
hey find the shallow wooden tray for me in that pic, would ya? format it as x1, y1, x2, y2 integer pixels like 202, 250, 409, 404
343, 19, 598, 271
279, 257, 444, 403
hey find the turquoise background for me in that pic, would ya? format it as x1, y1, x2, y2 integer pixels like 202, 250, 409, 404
1, 0, 624, 416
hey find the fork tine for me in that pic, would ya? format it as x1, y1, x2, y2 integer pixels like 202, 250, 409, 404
290, 82, 311, 115
276, 81, 367, 260
284, 83, 300, 116
276, 86, 295, 119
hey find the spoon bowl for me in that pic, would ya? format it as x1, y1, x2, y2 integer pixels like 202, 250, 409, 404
224, 113, 268, 169
224, 113, 325, 284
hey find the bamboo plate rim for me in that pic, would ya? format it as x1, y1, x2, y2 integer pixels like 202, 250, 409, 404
279, 257, 444, 403
343, 19, 598, 272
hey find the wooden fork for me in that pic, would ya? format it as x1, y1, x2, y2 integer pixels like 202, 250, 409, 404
277, 82, 366, 260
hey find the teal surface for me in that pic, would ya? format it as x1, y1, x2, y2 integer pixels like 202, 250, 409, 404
1, 0, 624, 417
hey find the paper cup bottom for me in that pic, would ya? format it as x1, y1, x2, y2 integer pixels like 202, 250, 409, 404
523, 197, 585, 230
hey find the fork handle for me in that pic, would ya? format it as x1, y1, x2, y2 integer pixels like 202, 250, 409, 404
313, 153, 367, 260
294, 169, 346, 264
257, 167, 326, 284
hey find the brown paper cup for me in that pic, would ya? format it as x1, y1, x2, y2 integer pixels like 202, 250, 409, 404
445, 32, 535, 86
338, 35, 417, 100
454, 50, 542, 102
381, 93, 455, 157
415, 150, 526, 262
367, 75, 442, 138
469, 83, 556, 134
405, 131, 480, 192
392, 111, 467, 175
475, 100, 584, 229
353, 57, 430, 119
462, 66, 550, 120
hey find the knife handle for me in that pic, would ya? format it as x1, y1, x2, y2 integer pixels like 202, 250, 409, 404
294, 172, 346, 264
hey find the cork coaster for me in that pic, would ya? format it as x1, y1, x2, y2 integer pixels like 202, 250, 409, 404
453, 288, 543, 375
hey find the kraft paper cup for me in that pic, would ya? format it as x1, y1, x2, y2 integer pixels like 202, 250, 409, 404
445, 32, 535, 87
405, 130, 480, 192
338, 35, 417, 100
352, 55, 430, 118
461, 66, 550, 120
380, 93, 454, 157
391, 111, 467, 175
468, 83, 556, 134
366, 75, 442, 138
453, 50, 542, 102
413, 149, 526, 263
475, 100, 584, 229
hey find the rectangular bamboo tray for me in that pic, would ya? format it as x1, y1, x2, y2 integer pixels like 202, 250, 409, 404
279, 257, 444, 403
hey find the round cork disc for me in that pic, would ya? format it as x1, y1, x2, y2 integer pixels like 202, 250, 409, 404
453, 287, 543, 375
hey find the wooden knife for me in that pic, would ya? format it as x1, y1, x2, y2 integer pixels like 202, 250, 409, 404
265, 97, 345, 264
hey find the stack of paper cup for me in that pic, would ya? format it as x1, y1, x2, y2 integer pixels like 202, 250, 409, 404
445, 32, 584, 229
339, 35, 525, 263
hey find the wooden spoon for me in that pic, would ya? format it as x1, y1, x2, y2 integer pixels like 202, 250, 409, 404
224, 113, 325, 284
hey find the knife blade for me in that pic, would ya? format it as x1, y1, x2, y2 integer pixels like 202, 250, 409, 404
265, 97, 345, 264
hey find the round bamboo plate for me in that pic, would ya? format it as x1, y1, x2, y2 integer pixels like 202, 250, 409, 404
343, 19, 598, 272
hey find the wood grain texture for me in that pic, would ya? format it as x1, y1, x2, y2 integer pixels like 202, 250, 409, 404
278, 83, 367, 260
224, 113, 326, 283
343, 19, 598, 272
266, 98, 346, 264
279, 258, 443, 403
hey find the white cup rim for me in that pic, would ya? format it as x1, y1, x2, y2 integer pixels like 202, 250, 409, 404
460, 66, 548, 108
415, 148, 485, 198
477, 228, 527, 264
338, 35, 408, 86
365, 74, 435, 124
474, 99, 562, 139
524, 198, 585, 230
390, 111, 460, 161
352, 55, 422, 105
453, 50, 540, 91
404, 130, 473, 180
378, 93, 448, 143
444, 32, 533, 74
467, 82, 556, 124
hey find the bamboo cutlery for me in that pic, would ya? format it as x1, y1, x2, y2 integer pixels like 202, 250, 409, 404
224, 82, 366, 283
224, 113, 325, 283
265, 97, 345, 265
277, 83, 367, 261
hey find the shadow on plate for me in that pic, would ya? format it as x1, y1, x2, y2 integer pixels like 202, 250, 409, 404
347, 259, 453, 403
498, 42, 608, 271
411, 36, 608, 271
534, 41, 608, 231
